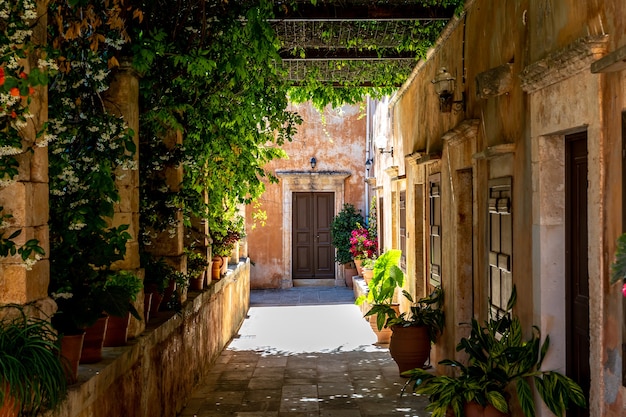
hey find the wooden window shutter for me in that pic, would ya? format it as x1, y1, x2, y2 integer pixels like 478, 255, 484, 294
429, 173, 442, 287
488, 176, 513, 318
399, 190, 407, 271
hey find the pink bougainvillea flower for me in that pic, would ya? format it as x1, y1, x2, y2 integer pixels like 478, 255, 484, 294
622, 283, 626, 297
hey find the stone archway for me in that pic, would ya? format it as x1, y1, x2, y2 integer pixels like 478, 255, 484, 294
276, 171, 351, 288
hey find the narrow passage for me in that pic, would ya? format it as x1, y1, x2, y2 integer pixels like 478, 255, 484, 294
178, 287, 429, 417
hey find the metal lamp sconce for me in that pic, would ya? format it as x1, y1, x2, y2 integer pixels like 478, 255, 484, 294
375, 135, 393, 158
431, 67, 465, 113
310, 157, 317, 169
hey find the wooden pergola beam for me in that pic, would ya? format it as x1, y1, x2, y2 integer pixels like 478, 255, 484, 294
271, 3, 455, 21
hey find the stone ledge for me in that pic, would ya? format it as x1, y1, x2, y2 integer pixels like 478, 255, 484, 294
49, 259, 251, 417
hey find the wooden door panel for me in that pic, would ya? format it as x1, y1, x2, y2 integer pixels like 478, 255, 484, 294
292, 192, 335, 280
565, 131, 590, 417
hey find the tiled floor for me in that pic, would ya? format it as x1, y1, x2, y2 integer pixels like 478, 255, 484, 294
178, 287, 429, 417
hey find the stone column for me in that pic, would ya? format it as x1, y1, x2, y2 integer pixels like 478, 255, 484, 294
0, 0, 55, 319
145, 130, 186, 303
104, 61, 144, 337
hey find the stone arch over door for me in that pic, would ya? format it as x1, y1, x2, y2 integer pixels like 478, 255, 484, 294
276, 171, 351, 288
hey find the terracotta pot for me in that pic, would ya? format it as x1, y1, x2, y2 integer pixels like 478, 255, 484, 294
463, 401, 510, 417
389, 325, 431, 375
343, 263, 358, 288
60, 332, 85, 384
221, 256, 229, 275
149, 291, 163, 318
362, 268, 374, 284
143, 292, 153, 323
80, 315, 109, 364
103, 313, 131, 347
0, 383, 18, 417
369, 314, 392, 344
190, 271, 205, 291
354, 258, 364, 276
162, 279, 177, 309
211, 255, 223, 280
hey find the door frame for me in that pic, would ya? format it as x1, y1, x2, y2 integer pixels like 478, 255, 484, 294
276, 170, 351, 288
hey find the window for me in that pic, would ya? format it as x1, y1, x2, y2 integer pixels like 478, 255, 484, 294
488, 177, 513, 318
429, 174, 442, 287
399, 190, 407, 271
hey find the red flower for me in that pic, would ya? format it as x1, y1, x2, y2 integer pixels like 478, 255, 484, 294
10, 87, 20, 97
349, 224, 377, 260
0, 68, 4, 86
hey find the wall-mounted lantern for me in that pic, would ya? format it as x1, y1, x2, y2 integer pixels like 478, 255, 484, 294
310, 157, 317, 169
431, 67, 465, 113
375, 135, 393, 158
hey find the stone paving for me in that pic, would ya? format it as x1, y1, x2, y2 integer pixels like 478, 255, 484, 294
178, 287, 430, 417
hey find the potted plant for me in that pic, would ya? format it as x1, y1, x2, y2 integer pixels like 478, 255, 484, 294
186, 249, 210, 290
0, 305, 67, 416
142, 254, 174, 318
403, 286, 586, 417
386, 287, 445, 374
102, 270, 143, 346
210, 216, 244, 279
330, 203, 365, 285
355, 249, 404, 344
349, 223, 378, 275
360, 257, 376, 283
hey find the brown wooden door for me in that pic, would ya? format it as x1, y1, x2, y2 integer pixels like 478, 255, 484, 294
565, 131, 590, 417
292, 192, 334, 280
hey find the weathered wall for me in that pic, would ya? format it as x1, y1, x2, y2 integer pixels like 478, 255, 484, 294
49, 261, 250, 417
377, 0, 626, 415
246, 102, 367, 289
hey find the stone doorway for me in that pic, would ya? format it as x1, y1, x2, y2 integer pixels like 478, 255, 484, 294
276, 171, 351, 288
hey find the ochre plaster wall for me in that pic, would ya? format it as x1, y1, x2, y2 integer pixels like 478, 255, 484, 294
246, 102, 367, 289
378, 1, 626, 415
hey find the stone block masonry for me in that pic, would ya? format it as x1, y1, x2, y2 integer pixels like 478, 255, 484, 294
48, 260, 250, 417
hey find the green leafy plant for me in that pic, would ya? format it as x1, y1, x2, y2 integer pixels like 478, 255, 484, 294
103, 271, 143, 320
404, 286, 586, 417
186, 250, 209, 278
610, 233, 626, 297
330, 203, 365, 264
388, 287, 445, 343
356, 249, 404, 330
142, 254, 175, 296
0, 305, 67, 415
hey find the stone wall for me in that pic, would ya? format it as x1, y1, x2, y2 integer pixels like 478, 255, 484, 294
49, 260, 250, 417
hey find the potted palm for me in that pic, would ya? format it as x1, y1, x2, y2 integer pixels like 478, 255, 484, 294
403, 286, 586, 417
0, 305, 67, 416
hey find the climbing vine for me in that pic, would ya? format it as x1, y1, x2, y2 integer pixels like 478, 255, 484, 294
132, 0, 301, 247
46, 0, 141, 315
0, 0, 51, 267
